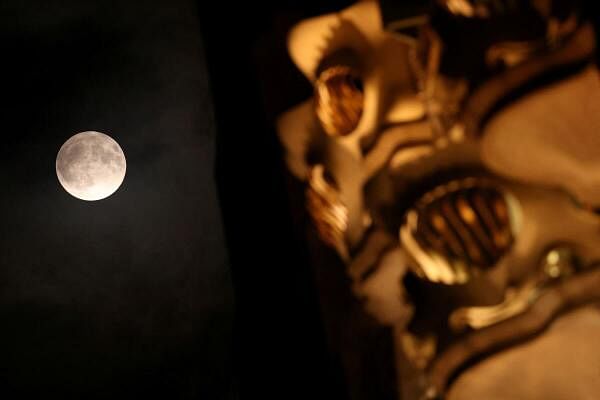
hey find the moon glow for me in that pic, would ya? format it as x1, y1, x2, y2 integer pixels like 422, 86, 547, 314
56, 131, 126, 201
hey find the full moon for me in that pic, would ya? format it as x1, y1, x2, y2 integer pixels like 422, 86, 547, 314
56, 131, 126, 201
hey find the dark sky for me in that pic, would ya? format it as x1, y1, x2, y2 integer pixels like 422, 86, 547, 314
0, 1, 234, 398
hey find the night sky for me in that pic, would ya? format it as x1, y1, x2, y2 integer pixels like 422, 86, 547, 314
0, 1, 234, 398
